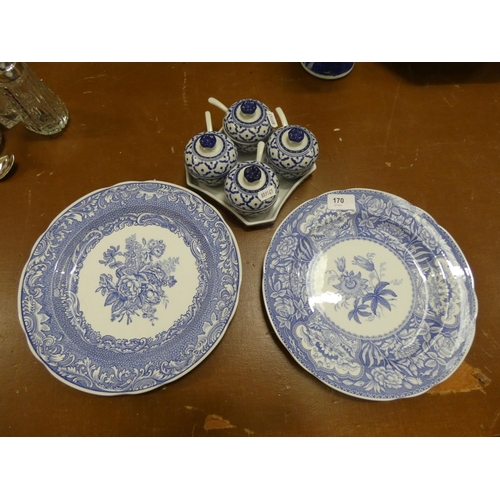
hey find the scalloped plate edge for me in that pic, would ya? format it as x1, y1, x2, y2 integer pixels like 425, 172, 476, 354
17, 180, 243, 396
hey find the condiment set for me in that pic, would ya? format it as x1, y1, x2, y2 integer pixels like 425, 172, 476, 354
184, 97, 319, 217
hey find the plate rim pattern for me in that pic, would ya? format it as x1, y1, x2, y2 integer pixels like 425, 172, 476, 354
262, 188, 478, 400
18, 180, 242, 395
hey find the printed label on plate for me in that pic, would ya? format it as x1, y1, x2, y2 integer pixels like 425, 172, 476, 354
259, 186, 276, 201
267, 111, 278, 128
327, 194, 356, 211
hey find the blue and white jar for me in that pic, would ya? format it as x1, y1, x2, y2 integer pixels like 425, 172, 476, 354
265, 108, 319, 180
209, 97, 275, 154
224, 142, 279, 215
184, 111, 238, 186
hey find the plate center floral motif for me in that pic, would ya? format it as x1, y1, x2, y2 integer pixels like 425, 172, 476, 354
77, 225, 200, 341
96, 234, 179, 325
308, 239, 414, 338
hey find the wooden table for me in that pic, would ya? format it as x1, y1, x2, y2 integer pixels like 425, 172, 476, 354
1, 62, 498, 436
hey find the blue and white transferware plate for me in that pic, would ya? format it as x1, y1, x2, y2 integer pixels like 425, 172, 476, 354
263, 189, 477, 400
18, 181, 242, 395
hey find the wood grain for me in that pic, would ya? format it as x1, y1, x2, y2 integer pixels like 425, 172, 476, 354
1, 62, 498, 436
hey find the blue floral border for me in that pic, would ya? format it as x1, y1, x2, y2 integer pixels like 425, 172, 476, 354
263, 189, 477, 400
19, 182, 241, 395
62, 212, 210, 354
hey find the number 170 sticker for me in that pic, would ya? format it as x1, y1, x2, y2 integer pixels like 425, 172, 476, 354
327, 194, 356, 211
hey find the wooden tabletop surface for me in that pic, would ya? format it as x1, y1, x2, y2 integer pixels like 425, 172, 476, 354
1, 62, 498, 437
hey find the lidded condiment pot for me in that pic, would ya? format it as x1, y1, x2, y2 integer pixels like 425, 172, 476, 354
209, 97, 275, 154
224, 142, 279, 215
265, 107, 319, 180
184, 111, 238, 186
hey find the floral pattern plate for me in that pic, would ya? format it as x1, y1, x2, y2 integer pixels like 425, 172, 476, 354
18, 181, 242, 395
263, 189, 477, 400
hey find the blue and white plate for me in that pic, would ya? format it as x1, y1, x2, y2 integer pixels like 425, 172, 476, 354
263, 189, 477, 400
18, 181, 242, 395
